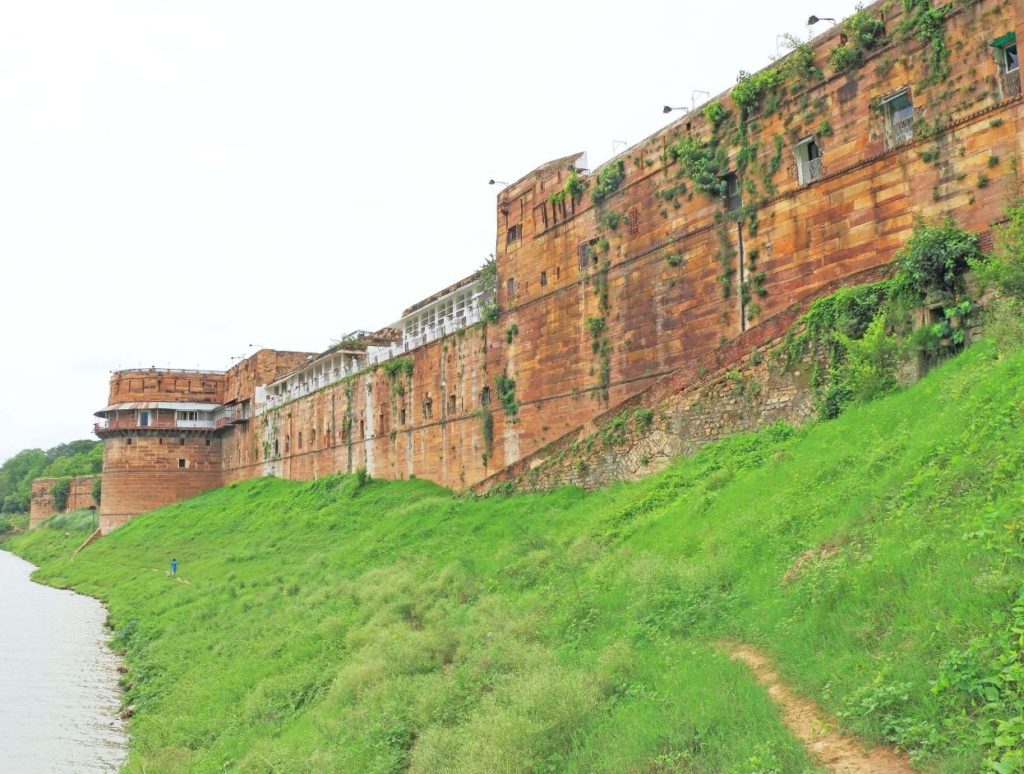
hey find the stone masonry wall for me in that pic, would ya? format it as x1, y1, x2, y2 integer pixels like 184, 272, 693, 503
501, 341, 815, 492
95, 0, 1024, 523
29, 475, 100, 528
215, 0, 1024, 493
99, 435, 222, 534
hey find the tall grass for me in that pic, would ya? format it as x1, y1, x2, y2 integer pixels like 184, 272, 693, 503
0, 512, 27, 537
5, 340, 1024, 772
42, 508, 99, 532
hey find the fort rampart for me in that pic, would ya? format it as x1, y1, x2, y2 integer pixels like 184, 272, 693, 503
30, 476, 100, 528
80, 0, 1024, 530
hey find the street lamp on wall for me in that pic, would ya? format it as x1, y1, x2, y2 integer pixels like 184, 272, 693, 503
807, 15, 836, 25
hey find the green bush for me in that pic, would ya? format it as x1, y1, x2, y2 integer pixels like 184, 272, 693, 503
354, 467, 371, 490
827, 315, 902, 415
828, 44, 864, 73
892, 218, 978, 301
0, 513, 27, 537
590, 160, 626, 205
51, 479, 71, 512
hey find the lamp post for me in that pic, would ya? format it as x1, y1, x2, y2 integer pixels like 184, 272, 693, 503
807, 15, 836, 25
662, 105, 689, 114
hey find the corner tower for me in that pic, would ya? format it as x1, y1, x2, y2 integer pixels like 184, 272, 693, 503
94, 368, 227, 533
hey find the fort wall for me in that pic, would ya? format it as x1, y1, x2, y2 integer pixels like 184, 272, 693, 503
86, 0, 1024, 527
29, 476, 100, 528
218, 0, 1023, 491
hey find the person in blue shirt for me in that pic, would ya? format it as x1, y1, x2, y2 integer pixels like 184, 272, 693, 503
170, 558, 178, 577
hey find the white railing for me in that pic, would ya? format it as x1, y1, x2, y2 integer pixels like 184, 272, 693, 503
254, 305, 485, 415
797, 156, 824, 185
176, 419, 216, 429
884, 117, 914, 150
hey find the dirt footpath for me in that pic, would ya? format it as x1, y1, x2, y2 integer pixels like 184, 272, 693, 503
723, 643, 918, 774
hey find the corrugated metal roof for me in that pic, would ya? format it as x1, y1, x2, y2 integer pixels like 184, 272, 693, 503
95, 401, 222, 415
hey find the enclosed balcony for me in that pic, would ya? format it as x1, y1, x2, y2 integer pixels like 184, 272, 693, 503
93, 402, 221, 436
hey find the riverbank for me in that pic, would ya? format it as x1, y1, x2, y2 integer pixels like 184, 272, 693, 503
0, 548, 127, 773
5, 341, 1024, 772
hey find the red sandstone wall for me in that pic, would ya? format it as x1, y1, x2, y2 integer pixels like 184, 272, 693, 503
29, 475, 100, 528
223, 350, 315, 405
106, 0, 1024, 507
220, 326, 511, 489
99, 436, 222, 534
106, 369, 226, 406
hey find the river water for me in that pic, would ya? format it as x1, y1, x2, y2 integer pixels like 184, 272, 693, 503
0, 550, 128, 773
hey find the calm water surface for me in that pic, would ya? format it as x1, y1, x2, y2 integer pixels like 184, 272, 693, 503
0, 550, 128, 773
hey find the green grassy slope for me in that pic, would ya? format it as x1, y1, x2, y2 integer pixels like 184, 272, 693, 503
7, 341, 1024, 773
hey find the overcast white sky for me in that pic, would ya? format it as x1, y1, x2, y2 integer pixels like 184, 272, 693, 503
0, 0, 864, 463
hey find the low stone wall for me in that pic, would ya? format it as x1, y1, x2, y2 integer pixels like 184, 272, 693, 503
30, 476, 101, 528
502, 342, 815, 492
475, 264, 892, 494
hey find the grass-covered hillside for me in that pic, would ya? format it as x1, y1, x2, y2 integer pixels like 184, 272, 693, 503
6, 340, 1024, 773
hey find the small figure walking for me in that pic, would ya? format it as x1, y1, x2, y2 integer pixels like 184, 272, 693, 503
170, 558, 178, 578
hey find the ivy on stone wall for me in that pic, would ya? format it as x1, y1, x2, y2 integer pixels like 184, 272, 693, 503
495, 374, 519, 421
590, 160, 626, 205
51, 479, 71, 512
550, 169, 589, 205
828, 6, 887, 73
899, 0, 951, 85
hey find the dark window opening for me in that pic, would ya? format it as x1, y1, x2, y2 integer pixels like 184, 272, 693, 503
481, 386, 491, 406
158, 438, 164, 445
298, 431, 303, 449
723, 173, 742, 212
400, 408, 407, 425
540, 270, 548, 287
507, 277, 518, 298
423, 397, 433, 419
274, 439, 279, 455
359, 420, 365, 438
205, 438, 211, 447
126, 437, 133, 446
552, 197, 567, 224
311, 428, 316, 446
506, 223, 522, 244
578, 239, 599, 270
178, 458, 186, 468
448, 394, 457, 414
180, 438, 186, 446
1003, 42, 1019, 72
534, 203, 549, 231
379, 413, 385, 434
